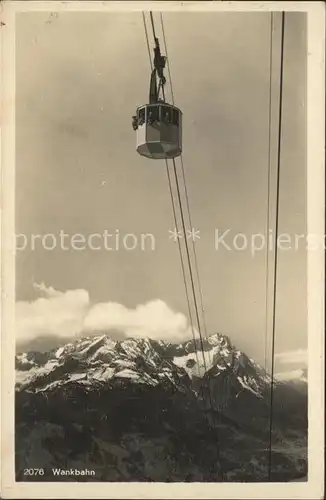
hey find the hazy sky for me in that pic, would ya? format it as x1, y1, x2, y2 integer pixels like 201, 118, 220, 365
15, 11, 307, 369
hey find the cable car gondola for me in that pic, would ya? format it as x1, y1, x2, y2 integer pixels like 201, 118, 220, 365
132, 34, 182, 160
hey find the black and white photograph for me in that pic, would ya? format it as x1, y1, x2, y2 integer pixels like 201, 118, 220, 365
0, 1, 325, 498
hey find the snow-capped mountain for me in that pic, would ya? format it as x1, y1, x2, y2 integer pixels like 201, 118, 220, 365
15, 332, 307, 482
16, 332, 270, 398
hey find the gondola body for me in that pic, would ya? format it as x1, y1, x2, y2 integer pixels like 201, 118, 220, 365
135, 103, 182, 160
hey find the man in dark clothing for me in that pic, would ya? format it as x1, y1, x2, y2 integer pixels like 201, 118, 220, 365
132, 115, 138, 131
153, 45, 166, 85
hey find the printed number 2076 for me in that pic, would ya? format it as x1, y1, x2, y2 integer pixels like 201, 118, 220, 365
23, 468, 45, 476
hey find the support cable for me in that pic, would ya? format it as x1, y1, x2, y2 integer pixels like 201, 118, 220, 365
160, 12, 212, 365
264, 12, 274, 374
268, 11, 285, 482
179, 156, 212, 364
144, 11, 200, 376
148, 10, 208, 371
164, 160, 201, 377
172, 157, 208, 372
159, 13, 175, 106
142, 12, 153, 72
149, 11, 157, 41
144, 12, 223, 479
172, 156, 222, 477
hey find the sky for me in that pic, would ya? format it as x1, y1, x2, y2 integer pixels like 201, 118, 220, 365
15, 10, 307, 371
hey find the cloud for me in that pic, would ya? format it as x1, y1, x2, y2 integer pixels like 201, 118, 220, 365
16, 283, 194, 348
84, 299, 193, 342
275, 348, 307, 366
33, 282, 62, 298
16, 285, 90, 344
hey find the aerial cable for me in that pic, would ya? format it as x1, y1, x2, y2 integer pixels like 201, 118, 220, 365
147, 11, 209, 371
142, 12, 153, 72
264, 12, 274, 374
153, 17, 219, 444
159, 12, 212, 367
160, 13, 211, 363
171, 157, 219, 444
171, 157, 222, 471
172, 157, 208, 373
179, 156, 212, 365
165, 159, 201, 377
268, 11, 285, 482
159, 13, 175, 106
142, 12, 222, 479
149, 11, 157, 41
143, 11, 201, 377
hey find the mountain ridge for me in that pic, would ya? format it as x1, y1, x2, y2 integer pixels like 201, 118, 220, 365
16, 332, 271, 397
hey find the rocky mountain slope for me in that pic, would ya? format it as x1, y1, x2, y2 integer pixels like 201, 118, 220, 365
15, 333, 307, 482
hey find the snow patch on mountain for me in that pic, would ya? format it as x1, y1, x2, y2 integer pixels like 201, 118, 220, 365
237, 376, 262, 398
